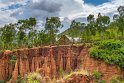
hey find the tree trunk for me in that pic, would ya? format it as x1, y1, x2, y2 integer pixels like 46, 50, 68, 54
101, 31, 104, 40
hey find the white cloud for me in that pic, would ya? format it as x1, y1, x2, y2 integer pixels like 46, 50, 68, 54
0, 10, 17, 27
0, 0, 27, 27
67, 0, 124, 20
0, 0, 124, 28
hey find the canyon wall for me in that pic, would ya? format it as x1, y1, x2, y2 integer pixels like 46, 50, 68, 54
0, 45, 124, 83
81, 48, 124, 82
0, 45, 83, 82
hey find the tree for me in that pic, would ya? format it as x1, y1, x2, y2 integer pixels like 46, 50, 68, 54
116, 16, 124, 37
113, 6, 124, 38
68, 20, 85, 43
96, 13, 110, 40
36, 31, 50, 46
118, 6, 124, 17
87, 14, 95, 23
17, 17, 37, 47
45, 17, 63, 45
1, 24, 16, 49
87, 14, 96, 40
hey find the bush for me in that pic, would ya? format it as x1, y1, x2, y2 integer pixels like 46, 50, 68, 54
90, 40, 124, 68
0, 80, 5, 83
9, 55, 17, 66
97, 79, 106, 83
93, 70, 102, 79
110, 75, 124, 83
26, 73, 43, 83
16, 75, 25, 83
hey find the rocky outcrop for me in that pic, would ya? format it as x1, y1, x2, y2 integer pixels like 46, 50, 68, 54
0, 50, 13, 81
0, 45, 83, 82
64, 74, 93, 83
82, 47, 124, 82
0, 45, 124, 83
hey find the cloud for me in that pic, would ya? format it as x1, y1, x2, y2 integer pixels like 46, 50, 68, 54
0, 10, 17, 27
30, 0, 62, 13
0, 0, 124, 29
10, 0, 62, 20
0, 0, 28, 27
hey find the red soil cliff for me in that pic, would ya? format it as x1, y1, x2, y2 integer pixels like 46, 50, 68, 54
0, 45, 124, 83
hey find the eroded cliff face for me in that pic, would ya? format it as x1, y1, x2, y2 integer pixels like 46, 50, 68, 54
81, 48, 124, 82
0, 45, 83, 82
0, 45, 124, 83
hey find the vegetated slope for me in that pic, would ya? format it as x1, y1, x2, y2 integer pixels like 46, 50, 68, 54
82, 42, 124, 82
90, 40, 124, 68
0, 44, 124, 83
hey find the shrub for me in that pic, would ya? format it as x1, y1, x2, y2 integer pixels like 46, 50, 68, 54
25, 73, 43, 83
16, 75, 25, 83
90, 40, 124, 68
110, 75, 124, 83
0, 80, 5, 83
97, 79, 106, 83
93, 70, 102, 79
9, 55, 17, 66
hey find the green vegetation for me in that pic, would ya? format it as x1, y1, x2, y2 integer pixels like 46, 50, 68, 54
9, 55, 17, 66
16, 75, 25, 83
92, 70, 105, 83
0, 80, 5, 83
110, 75, 124, 83
60, 6, 124, 42
0, 17, 62, 50
0, 6, 123, 51
93, 70, 102, 79
26, 73, 42, 83
90, 40, 124, 68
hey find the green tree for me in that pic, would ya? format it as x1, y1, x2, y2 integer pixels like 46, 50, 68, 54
37, 31, 50, 46
118, 6, 124, 17
1, 24, 16, 49
96, 13, 110, 40
68, 20, 85, 43
113, 6, 124, 39
87, 14, 96, 40
45, 17, 63, 45
17, 17, 37, 47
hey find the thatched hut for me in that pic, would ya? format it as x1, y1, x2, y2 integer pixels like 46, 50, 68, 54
57, 35, 72, 45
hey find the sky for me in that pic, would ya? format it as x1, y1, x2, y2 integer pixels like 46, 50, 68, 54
84, 0, 110, 5
0, 0, 124, 32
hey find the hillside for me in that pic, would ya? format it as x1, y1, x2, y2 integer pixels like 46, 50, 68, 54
0, 44, 124, 83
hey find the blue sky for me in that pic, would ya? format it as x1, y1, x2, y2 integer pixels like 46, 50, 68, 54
84, 0, 110, 5
0, 0, 124, 32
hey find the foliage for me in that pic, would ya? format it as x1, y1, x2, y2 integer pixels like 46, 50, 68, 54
25, 72, 43, 83
9, 55, 17, 65
45, 17, 63, 44
0, 6, 124, 50
97, 79, 106, 83
90, 40, 124, 68
110, 75, 124, 83
92, 70, 102, 79
16, 75, 26, 83
7, 74, 12, 81
0, 80, 5, 83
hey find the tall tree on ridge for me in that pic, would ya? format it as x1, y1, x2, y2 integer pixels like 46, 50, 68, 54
45, 17, 63, 45
96, 13, 110, 40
